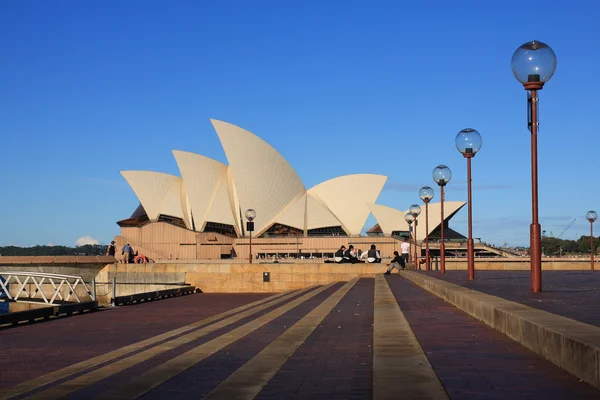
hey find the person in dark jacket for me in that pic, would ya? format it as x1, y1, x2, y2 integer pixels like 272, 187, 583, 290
384, 251, 405, 274
335, 245, 347, 263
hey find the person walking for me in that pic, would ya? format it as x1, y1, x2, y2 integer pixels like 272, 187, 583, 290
384, 251, 405, 274
121, 243, 132, 264
106, 241, 116, 257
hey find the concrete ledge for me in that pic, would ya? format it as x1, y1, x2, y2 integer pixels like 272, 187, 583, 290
0, 301, 98, 327
400, 271, 600, 389
111, 285, 196, 306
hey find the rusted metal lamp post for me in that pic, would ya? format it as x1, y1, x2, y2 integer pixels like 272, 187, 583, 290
586, 211, 597, 272
419, 186, 434, 271
455, 128, 482, 280
245, 208, 256, 264
404, 213, 414, 266
410, 204, 422, 270
433, 165, 452, 274
512, 40, 557, 292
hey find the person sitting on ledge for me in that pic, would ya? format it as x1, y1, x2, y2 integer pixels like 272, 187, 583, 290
367, 244, 382, 263
334, 245, 347, 263
384, 251, 405, 275
344, 245, 363, 263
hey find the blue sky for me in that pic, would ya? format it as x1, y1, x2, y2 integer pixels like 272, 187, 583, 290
1, 0, 599, 248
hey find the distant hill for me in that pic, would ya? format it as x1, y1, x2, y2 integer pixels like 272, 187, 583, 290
0, 244, 107, 257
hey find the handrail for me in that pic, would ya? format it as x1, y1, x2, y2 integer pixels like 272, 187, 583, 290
0, 272, 93, 305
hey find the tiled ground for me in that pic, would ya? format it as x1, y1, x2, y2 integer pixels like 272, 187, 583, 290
421, 270, 600, 326
1, 277, 598, 399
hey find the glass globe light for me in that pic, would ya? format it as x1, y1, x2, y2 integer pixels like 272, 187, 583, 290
404, 213, 414, 224
245, 208, 256, 221
587, 210, 598, 223
419, 186, 434, 203
433, 164, 452, 187
409, 204, 421, 217
511, 40, 557, 85
455, 128, 482, 157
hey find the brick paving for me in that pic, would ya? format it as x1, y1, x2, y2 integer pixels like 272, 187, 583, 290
256, 278, 374, 400
135, 283, 343, 399
387, 275, 600, 399
1, 277, 599, 399
0, 292, 273, 390
421, 270, 600, 327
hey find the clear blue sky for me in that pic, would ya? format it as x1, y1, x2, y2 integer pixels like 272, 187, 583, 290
1, 0, 599, 248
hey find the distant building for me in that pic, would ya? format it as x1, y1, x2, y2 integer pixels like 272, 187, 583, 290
116, 120, 465, 261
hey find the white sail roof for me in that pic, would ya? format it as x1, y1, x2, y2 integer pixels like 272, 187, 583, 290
173, 150, 234, 230
306, 194, 342, 230
368, 201, 466, 241
120, 171, 186, 224
308, 174, 387, 235
274, 193, 307, 231
211, 119, 306, 235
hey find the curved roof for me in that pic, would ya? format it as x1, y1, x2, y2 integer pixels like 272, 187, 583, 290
367, 203, 407, 234
416, 201, 465, 241
308, 174, 387, 235
211, 119, 306, 235
368, 201, 466, 241
274, 193, 307, 230
173, 150, 233, 230
306, 194, 342, 230
120, 171, 185, 223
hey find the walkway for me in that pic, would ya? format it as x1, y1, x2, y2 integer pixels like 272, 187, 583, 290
0, 276, 598, 399
421, 270, 600, 327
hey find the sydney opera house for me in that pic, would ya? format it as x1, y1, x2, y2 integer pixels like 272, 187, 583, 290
115, 120, 465, 261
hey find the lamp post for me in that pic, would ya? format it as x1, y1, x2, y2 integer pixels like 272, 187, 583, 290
455, 128, 482, 280
410, 204, 422, 270
419, 186, 434, 271
404, 213, 414, 266
433, 165, 452, 274
245, 209, 256, 264
586, 211, 597, 272
512, 40, 557, 292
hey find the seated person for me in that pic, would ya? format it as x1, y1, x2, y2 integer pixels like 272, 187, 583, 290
334, 245, 347, 263
384, 251, 406, 274
366, 244, 382, 263
344, 245, 363, 263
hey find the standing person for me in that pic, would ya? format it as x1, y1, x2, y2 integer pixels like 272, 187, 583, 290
400, 238, 410, 266
384, 251, 405, 274
121, 243, 132, 264
367, 244, 381, 263
106, 241, 116, 257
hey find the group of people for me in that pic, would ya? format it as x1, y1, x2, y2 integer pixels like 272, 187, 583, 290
106, 241, 135, 264
334, 244, 383, 264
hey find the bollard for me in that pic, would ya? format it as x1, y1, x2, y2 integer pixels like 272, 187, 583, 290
91, 278, 97, 301
112, 277, 116, 306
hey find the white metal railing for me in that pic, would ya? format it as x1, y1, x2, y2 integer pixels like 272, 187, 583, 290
0, 272, 93, 304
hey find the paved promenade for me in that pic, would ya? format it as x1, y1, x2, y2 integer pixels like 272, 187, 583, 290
420, 270, 600, 327
0, 275, 598, 399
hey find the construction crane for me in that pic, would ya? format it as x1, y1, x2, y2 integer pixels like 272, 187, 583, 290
557, 218, 576, 239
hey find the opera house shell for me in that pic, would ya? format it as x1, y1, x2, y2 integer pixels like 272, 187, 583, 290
116, 119, 465, 260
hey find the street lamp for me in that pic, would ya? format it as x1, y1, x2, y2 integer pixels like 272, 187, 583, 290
433, 164, 452, 274
455, 128, 482, 280
512, 40, 557, 292
586, 210, 597, 272
410, 204, 422, 270
245, 208, 256, 264
419, 186, 434, 271
404, 213, 414, 266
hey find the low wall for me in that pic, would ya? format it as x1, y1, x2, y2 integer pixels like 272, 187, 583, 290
440, 258, 595, 271
96, 259, 596, 293
97, 263, 390, 293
